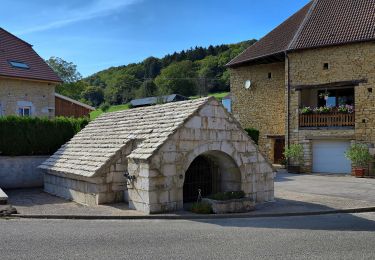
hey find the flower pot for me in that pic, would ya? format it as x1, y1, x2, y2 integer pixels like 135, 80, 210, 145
354, 168, 365, 178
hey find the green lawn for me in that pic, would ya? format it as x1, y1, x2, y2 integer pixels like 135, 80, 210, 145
190, 92, 229, 101
90, 103, 131, 119
90, 92, 229, 119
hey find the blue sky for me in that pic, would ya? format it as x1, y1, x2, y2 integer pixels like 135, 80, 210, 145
1, 0, 310, 76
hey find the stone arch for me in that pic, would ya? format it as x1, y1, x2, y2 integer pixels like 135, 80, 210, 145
181, 144, 243, 203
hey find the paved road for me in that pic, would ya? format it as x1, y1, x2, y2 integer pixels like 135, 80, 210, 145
1, 213, 375, 260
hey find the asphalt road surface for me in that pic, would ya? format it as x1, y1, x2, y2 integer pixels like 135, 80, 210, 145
1, 213, 375, 260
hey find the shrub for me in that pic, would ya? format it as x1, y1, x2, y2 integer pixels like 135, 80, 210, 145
191, 202, 212, 214
284, 144, 304, 166
244, 128, 259, 145
0, 116, 89, 156
345, 143, 373, 168
208, 191, 245, 201
99, 102, 111, 112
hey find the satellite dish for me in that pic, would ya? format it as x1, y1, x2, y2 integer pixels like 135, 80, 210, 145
245, 80, 252, 89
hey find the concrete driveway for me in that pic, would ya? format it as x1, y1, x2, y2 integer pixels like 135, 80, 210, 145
275, 171, 375, 210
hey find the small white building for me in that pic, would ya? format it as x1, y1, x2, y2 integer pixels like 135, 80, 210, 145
40, 97, 274, 214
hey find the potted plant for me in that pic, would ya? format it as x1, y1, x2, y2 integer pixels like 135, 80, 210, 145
300, 106, 313, 115
284, 144, 304, 173
345, 144, 373, 178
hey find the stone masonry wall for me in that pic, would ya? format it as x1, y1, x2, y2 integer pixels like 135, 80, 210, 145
230, 62, 286, 161
0, 78, 55, 117
288, 42, 375, 172
45, 145, 132, 206
126, 99, 275, 214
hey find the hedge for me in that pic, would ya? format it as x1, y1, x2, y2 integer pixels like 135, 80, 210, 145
0, 116, 89, 156
244, 128, 260, 145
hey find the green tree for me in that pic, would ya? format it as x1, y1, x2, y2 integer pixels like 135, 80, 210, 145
46, 57, 82, 83
143, 57, 162, 79
155, 61, 197, 97
81, 86, 104, 107
104, 74, 141, 104
135, 80, 157, 98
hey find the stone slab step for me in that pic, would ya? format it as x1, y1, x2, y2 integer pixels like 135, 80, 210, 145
0, 188, 8, 205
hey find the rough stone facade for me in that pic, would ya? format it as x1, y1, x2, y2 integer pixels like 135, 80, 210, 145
40, 98, 275, 214
230, 62, 286, 161
288, 42, 375, 172
0, 78, 55, 117
230, 41, 375, 172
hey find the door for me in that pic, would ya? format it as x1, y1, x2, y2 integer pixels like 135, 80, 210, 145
274, 139, 285, 164
312, 140, 351, 174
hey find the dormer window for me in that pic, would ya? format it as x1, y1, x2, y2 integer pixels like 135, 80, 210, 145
9, 61, 29, 69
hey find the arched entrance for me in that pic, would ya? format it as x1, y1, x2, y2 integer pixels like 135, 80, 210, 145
183, 151, 242, 203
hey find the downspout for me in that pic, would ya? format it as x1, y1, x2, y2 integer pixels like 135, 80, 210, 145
285, 52, 291, 150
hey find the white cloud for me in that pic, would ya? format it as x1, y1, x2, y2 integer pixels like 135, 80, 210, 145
17, 0, 141, 35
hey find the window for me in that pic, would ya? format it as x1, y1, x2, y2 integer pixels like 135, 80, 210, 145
268, 72, 272, 79
9, 61, 30, 69
18, 107, 31, 117
318, 88, 354, 107
323, 63, 329, 70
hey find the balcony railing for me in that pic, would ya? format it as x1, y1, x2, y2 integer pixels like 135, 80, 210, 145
299, 112, 355, 128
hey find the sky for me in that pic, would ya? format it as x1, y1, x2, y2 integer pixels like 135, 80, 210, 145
1, 0, 311, 76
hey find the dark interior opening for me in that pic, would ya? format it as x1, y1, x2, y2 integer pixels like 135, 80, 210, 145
183, 155, 220, 203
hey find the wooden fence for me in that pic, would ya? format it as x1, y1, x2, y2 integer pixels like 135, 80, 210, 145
299, 112, 355, 127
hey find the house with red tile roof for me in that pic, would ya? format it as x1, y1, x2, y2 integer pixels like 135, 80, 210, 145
0, 28, 93, 118
228, 0, 375, 174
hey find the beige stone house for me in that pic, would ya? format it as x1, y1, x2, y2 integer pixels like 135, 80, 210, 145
40, 97, 275, 214
0, 28, 62, 117
228, 0, 375, 174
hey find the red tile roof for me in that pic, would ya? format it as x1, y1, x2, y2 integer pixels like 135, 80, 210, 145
228, 0, 375, 67
0, 28, 62, 83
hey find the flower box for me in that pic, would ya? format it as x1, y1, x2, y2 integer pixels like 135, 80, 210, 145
202, 197, 255, 214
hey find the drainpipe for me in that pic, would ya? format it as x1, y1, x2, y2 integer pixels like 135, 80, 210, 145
285, 51, 291, 149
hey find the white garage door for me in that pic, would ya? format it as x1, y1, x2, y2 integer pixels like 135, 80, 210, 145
312, 140, 351, 174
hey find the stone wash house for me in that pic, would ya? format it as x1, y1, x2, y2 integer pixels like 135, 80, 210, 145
0, 27, 94, 118
228, 0, 375, 174
40, 97, 275, 214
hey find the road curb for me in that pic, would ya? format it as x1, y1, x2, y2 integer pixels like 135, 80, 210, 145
8, 206, 375, 220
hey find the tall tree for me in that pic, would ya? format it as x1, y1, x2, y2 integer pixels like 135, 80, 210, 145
81, 86, 104, 107
46, 57, 82, 83
155, 61, 197, 97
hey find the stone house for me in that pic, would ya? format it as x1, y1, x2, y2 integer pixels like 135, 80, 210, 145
228, 0, 375, 174
40, 97, 275, 214
0, 28, 93, 118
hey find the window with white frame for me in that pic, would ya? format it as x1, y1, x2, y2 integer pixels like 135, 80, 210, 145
18, 106, 31, 117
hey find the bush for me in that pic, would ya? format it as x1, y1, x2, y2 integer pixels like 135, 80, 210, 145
99, 102, 111, 112
284, 144, 304, 166
208, 191, 245, 201
345, 143, 373, 167
0, 116, 89, 156
244, 128, 259, 145
191, 202, 212, 214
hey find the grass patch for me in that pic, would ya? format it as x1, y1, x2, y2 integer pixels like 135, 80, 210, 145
190, 92, 229, 101
90, 103, 131, 119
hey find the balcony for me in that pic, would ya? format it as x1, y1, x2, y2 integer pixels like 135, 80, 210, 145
299, 112, 355, 128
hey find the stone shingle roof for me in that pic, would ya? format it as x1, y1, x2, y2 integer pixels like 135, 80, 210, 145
40, 97, 211, 177
228, 0, 375, 67
0, 28, 62, 83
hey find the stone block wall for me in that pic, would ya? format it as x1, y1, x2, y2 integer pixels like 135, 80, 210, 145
230, 62, 286, 161
287, 42, 375, 172
0, 78, 55, 117
45, 146, 130, 206
126, 100, 275, 214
